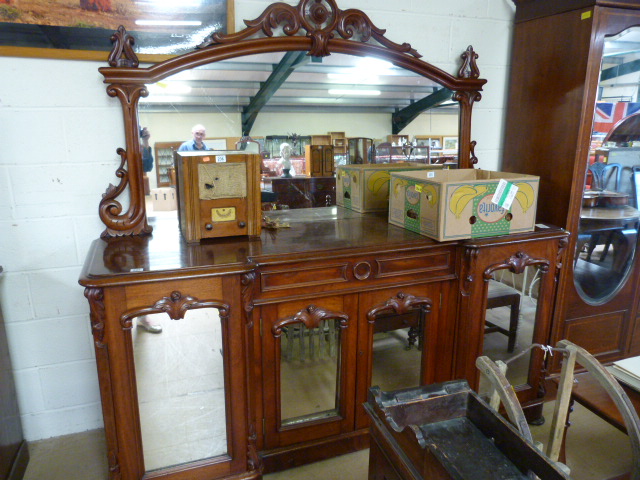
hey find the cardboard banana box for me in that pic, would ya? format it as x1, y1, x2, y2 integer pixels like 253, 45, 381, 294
336, 163, 445, 213
388, 169, 539, 241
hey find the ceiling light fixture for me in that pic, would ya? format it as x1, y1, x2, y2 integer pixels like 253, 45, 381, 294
328, 89, 381, 96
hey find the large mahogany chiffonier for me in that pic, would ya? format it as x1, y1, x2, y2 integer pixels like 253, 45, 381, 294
79, 1, 568, 479
502, 1, 640, 372
80, 214, 567, 480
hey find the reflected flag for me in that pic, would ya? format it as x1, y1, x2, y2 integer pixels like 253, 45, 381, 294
594, 101, 640, 134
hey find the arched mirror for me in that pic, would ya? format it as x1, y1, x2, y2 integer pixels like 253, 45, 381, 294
574, 26, 640, 304
96, 0, 485, 238
137, 52, 461, 219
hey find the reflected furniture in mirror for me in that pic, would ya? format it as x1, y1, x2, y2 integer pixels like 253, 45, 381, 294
79, 1, 569, 479
485, 280, 521, 354
347, 137, 373, 164
502, 1, 640, 373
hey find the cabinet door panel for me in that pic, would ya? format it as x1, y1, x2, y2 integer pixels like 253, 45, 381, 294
261, 295, 358, 448
355, 283, 442, 429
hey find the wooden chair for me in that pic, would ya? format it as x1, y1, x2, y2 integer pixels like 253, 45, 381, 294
477, 340, 640, 478
588, 161, 622, 191
485, 279, 521, 353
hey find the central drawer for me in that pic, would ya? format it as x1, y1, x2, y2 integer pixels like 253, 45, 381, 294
255, 245, 456, 301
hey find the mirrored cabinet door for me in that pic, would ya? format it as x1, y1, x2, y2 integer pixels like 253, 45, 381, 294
354, 284, 443, 429
479, 266, 546, 396
132, 309, 229, 471
454, 233, 568, 417
261, 297, 358, 449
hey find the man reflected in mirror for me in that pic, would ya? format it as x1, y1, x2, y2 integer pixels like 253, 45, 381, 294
140, 127, 153, 195
178, 124, 209, 151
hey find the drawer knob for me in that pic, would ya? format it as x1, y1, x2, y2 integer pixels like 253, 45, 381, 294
353, 261, 372, 280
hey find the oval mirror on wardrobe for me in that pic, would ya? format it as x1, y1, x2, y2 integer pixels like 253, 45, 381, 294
574, 26, 640, 305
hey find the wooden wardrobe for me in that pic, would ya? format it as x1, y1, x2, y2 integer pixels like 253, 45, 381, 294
502, 0, 640, 369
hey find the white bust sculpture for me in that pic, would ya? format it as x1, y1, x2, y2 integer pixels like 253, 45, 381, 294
278, 142, 295, 177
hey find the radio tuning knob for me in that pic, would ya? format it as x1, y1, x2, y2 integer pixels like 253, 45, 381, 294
205, 223, 213, 230
238, 221, 246, 228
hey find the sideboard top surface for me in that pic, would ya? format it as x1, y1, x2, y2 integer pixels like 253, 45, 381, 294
79, 207, 566, 287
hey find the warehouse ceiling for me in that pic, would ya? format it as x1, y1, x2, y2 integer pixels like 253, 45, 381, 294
138, 51, 457, 135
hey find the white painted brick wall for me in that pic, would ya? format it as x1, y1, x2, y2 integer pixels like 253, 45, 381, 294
0, 0, 514, 441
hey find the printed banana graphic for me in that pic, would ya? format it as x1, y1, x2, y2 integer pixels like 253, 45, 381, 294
514, 183, 535, 213
367, 171, 391, 194
448, 185, 487, 219
420, 184, 438, 206
393, 178, 409, 197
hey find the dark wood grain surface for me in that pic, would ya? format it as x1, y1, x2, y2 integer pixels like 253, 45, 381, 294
80, 207, 565, 285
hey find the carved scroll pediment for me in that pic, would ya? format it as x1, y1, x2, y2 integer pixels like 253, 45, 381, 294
272, 304, 349, 337
484, 251, 550, 280
121, 291, 230, 329
366, 292, 432, 323
199, 0, 420, 58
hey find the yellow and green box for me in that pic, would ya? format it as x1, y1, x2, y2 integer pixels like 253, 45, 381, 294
336, 163, 445, 213
388, 169, 539, 241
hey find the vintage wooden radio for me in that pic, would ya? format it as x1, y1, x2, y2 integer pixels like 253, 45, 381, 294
174, 151, 262, 243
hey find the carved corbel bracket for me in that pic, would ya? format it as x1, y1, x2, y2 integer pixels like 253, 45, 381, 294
556, 237, 569, 275
120, 291, 230, 329
241, 272, 257, 328
84, 286, 121, 476
366, 292, 432, 323
461, 247, 480, 296
85, 287, 106, 347
272, 304, 349, 337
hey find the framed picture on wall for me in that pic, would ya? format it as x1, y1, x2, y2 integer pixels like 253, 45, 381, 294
0, 0, 234, 61
443, 136, 459, 152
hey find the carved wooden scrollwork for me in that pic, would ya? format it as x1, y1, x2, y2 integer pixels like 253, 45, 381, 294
200, 0, 419, 58
120, 291, 230, 329
84, 286, 121, 476
469, 140, 478, 166
366, 292, 431, 323
99, 0, 486, 236
247, 422, 261, 472
85, 287, 106, 347
458, 45, 480, 79
484, 251, 550, 281
108, 25, 139, 68
461, 247, 480, 296
241, 272, 257, 327
100, 83, 151, 238
556, 237, 569, 274
271, 304, 349, 337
